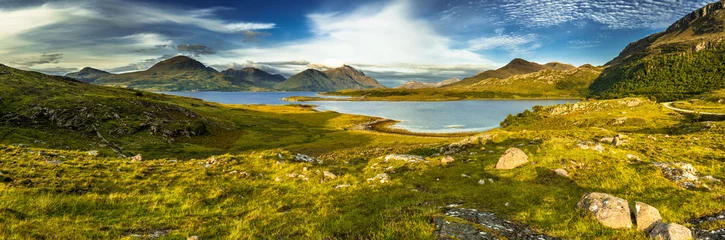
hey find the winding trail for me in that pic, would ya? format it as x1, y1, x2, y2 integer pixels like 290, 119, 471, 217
662, 102, 725, 116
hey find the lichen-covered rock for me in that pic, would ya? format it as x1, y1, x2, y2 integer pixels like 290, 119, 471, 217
635, 202, 662, 232
649, 223, 692, 240
293, 154, 323, 164
652, 162, 701, 189
441, 156, 455, 164
323, 171, 337, 179
367, 173, 390, 183
384, 154, 424, 163
554, 168, 570, 178
495, 148, 529, 170
576, 192, 633, 229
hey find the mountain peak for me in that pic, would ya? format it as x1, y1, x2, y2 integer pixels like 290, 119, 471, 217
148, 55, 216, 73
65, 67, 112, 83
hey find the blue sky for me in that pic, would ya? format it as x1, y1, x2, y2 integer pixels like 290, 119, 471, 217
0, 0, 714, 86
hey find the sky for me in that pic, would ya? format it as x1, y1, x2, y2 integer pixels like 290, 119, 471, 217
0, 0, 715, 87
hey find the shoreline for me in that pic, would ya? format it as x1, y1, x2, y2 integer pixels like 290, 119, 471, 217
284, 96, 585, 102
351, 117, 484, 138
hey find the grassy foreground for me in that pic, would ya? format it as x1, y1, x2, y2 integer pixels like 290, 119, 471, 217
2, 92, 725, 239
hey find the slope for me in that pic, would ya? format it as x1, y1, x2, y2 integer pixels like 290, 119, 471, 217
589, 0, 725, 101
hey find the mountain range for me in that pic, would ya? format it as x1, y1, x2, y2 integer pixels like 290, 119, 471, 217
66, 56, 385, 92
394, 78, 460, 89
275, 65, 385, 91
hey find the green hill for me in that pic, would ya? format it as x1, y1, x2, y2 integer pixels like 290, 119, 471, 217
589, 0, 725, 101
275, 65, 385, 92
93, 56, 251, 92
221, 67, 286, 89
65, 67, 112, 83
448, 58, 575, 87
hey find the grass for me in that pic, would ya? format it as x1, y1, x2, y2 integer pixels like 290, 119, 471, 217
1, 65, 725, 239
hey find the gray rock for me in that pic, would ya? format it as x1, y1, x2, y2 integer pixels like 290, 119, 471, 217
649, 223, 692, 240
635, 202, 662, 232
87, 150, 99, 156
495, 148, 529, 170
576, 192, 633, 229
293, 154, 323, 164
323, 171, 337, 179
652, 162, 701, 189
367, 173, 390, 183
554, 168, 570, 178
384, 154, 424, 163
435, 208, 558, 240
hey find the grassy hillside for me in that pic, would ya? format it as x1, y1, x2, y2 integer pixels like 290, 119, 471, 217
2, 94, 723, 239
0, 64, 443, 160
449, 59, 575, 87
590, 0, 725, 101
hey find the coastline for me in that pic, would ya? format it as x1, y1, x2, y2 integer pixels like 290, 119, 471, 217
284, 96, 585, 102
351, 117, 484, 138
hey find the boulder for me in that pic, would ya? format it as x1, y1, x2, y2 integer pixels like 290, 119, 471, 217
576, 192, 633, 229
323, 171, 337, 179
652, 162, 700, 189
495, 148, 529, 170
554, 169, 570, 178
130, 154, 142, 162
367, 173, 390, 183
649, 223, 692, 240
635, 202, 662, 232
441, 156, 455, 164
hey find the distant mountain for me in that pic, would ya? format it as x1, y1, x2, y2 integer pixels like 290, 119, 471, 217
395, 78, 460, 89
65, 67, 112, 83
450, 65, 603, 97
221, 68, 286, 89
449, 58, 575, 87
93, 56, 250, 92
275, 65, 385, 92
590, 0, 725, 100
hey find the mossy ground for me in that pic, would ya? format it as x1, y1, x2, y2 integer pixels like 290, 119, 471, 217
2, 93, 724, 239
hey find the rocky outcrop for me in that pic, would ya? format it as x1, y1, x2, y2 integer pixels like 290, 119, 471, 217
293, 154, 323, 164
384, 154, 425, 163
651, 162, 720, 189
366, 173, 390, 183
649, 223, 693, 240
689, 210, 725, 239
495, 148, 529, 170
666, 0, 725, 33
434, 208, 558, 240
635, 202, 663, 232
576, 192, 633, 229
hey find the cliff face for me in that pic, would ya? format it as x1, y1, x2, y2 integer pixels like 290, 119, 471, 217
666, 0, 725, 32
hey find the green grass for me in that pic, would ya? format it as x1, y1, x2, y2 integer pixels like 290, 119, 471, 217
1, 65, 724, 239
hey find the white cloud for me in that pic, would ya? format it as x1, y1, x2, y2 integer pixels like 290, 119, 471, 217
444, 0, 713, 30
0, 1, 275, 73
221, 0, 495, 85
467, 33, 539, 53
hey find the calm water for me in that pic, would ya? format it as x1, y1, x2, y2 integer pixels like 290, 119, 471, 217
164, 92, 574, 133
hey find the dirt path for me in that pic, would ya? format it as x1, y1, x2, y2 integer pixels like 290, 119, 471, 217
662, 102, 725, 116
